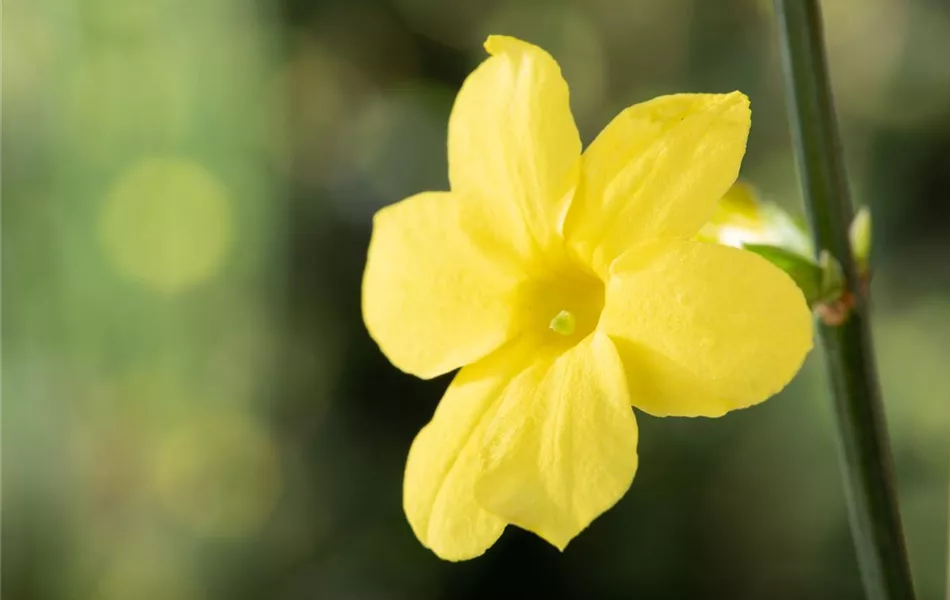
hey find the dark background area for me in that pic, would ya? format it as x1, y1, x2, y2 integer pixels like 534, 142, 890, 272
4, 0, 949, 598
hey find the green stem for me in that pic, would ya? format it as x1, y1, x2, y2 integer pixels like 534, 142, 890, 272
772, 1, 915, 599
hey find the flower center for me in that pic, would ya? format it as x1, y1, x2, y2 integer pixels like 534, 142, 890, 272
549, 310, 577, 335
521, 264, 605, 349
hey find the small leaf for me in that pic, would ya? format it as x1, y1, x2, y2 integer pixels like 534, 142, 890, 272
742, 244, 822, 305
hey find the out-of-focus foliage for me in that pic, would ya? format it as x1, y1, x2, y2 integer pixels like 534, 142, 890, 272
3, 0, 948, 599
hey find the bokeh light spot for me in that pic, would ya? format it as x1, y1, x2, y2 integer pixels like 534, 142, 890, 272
100, 158, 233, 294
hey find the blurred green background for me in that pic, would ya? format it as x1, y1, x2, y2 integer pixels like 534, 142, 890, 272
4, 0, 949, 598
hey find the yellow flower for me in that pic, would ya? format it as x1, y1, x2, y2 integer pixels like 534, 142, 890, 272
362, 36, 813, 561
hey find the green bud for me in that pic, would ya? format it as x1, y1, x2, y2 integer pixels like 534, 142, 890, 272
818, 250, 845, 304
849, 206, 872, 273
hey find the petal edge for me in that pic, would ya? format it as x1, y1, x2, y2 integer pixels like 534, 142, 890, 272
599, 241, 813, 417
566, 92, 751, 276
475, 333, 639, 550
363, 191, 530, 379
449, 36, 581, 256
403, 351, 518, 560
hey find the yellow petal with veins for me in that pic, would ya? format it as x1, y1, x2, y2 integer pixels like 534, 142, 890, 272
475, 332, 638, 550
599, 241, 813, 417
363, 191, 528, 379
403, 344, 532, 561
565, 93, 750, 276
448, 35, 581, 257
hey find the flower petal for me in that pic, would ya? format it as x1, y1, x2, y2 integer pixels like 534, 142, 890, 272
363, 191, 528, 379
403, 346, 529, 561
475, 332, 638, 550
565, 93, 751, 276
599, 241, 813, 417
448, 35, 581, 255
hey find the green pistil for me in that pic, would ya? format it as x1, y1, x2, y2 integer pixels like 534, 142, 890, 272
549, 310, 577, 335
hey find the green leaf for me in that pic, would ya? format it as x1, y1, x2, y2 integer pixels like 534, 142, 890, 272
742, 243, 822, 305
